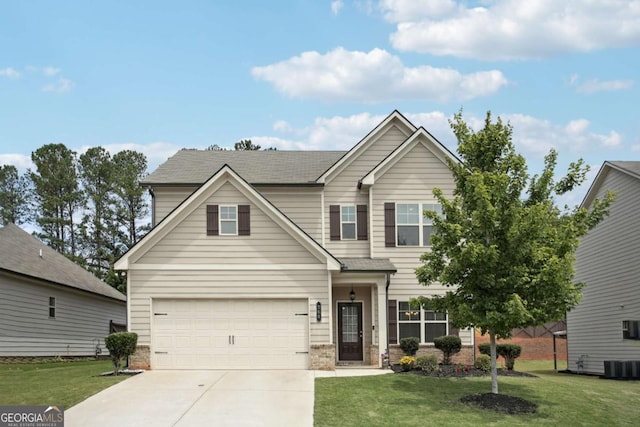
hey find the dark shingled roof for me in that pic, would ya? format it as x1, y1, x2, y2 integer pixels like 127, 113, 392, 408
0, 224, 126, 302
340, 257, 397, 273
143, 150, 347, 185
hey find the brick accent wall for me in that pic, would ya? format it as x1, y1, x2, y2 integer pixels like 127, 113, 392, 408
367, 345, 379, 367
128, 345, 150, 370
311, 344, 335, 370
475, 335, 567, 361
389, 345, 474, 365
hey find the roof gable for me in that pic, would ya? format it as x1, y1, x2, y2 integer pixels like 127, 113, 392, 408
116, 164, 341, 270
316, 110, 416, 184
0, 224, 125, 302
360, 127, 460, 187
582, 161, 640, 208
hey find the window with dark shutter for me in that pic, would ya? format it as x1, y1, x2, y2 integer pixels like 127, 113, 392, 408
357, 205, 368, 240
329, 205, 340, 241
384, 202, 395, 247
206, 205, 219, 236
238, 205, 250, 236
388, 299, 398, 344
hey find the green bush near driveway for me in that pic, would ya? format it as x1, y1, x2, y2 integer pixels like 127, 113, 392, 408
0, 360, 129, 408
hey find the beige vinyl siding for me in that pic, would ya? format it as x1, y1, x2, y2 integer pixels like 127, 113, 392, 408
324, 124, 409, 257
138, 182, 321, 265
128, 269, 330, 347
0, 272, 126, 356
370, 142, 472, 345
567, 168, 640, 375
257, 187, 323, 241
153, 186, 197, 224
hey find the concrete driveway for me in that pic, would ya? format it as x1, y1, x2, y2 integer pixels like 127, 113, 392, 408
66, 370, 315, 427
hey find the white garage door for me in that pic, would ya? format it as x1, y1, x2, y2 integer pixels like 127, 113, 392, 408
152, 299, 309, 370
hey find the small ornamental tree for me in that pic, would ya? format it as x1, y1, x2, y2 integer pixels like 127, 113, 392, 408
416, 111, 614, 394
105, 332, 138, 375
433, 335, 462, 365
399, 337, 420, 356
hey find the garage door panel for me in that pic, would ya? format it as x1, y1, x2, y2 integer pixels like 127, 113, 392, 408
152, 299, 309, 370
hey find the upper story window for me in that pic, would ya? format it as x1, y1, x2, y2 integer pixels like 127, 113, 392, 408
330, 205, 368, 241
207, 204, 250, 236
395, 203, 442, 246
219, 206, 238, 235
341, 206, 356, 240
49, 297, 56, 318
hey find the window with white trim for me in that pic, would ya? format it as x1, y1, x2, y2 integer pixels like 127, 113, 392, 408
341, 206, 356, 240
397, 301, 447, 343
396, 203, 442, 246
49, 297, 56, 318
219, 205, 237, 235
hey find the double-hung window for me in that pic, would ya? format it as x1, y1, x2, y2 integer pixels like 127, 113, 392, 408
219, 206, 237, 235
397, 301, 447, 343
49, 297, 56, 318
396, 203, 441, 246
341, 206, 356, 240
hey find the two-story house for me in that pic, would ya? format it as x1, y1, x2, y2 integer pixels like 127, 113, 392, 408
115, 111, 474, 370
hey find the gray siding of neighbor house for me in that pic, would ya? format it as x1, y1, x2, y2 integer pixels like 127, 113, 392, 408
371, 141, 472, 345
567, 168, 640, 374
324, 123, 410, 258
0, 272, 126, 356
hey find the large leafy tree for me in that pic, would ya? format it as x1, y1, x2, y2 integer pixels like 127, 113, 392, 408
0, 164, 30, 225
415, 112, 614, 394
28, 144, 84, 258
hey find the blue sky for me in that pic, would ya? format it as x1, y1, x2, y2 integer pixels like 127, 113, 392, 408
1, 0, 639, 205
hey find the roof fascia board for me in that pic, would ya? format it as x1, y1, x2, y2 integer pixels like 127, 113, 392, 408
581, 161, 640, 208
361, 127, 460, 186
316, 111, 416, 184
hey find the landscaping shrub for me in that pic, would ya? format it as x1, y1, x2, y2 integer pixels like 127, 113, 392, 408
474, 354, 491, 372
399, 356, 416, 371
433, 335, 461, 365
105, 332, 138, 376
399, 337, 420, 356
477, 343, 522, 370
415, 355, 439, 373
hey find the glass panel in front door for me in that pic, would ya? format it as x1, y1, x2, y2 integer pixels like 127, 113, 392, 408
342, 305, 359, 343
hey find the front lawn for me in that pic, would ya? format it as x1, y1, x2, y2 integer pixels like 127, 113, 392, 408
0, 360, 129, 408
314, 360, 640, 426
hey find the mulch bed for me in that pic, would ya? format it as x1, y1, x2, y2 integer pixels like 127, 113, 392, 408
392, 364, 538, 414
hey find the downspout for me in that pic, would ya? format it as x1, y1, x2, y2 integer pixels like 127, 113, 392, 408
385, 272, 391, 369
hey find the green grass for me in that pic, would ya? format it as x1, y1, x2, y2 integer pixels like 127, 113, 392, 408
0, 360, 129, 408
314, 360, 640, 427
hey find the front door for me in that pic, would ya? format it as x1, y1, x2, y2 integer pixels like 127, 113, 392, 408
338, 302, 363, 361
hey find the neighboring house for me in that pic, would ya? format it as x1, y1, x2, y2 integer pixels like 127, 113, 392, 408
567, 161, 640, 376
0, 224, 126, 357
115, 111, 474, 370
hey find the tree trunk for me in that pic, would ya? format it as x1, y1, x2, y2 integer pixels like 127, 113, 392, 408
490, 329, 499, 394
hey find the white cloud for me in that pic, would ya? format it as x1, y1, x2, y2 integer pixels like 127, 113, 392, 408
331, 0, 344, 15
0, 67, 21, 78
575, 78, 634, 94
78, 141, 182, 173
43, 67, 61, 77
252, 47, 508, 102
42, 77, 74, 93
0, 153, 33, 171
382, 0, 640, 60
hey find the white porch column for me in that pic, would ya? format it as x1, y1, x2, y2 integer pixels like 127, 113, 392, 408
376, 278, 388, 368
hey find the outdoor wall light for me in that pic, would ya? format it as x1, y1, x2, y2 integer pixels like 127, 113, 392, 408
316, 301, 322, 321
349, 287, 356, 301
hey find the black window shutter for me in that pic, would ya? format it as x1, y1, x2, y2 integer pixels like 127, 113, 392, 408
238, 205, 250, 236
384, 202, 396, 247
329, 205, 340, 241
206, 205, 219, 236
388, 299, 398, 344
357, 205, 368, 241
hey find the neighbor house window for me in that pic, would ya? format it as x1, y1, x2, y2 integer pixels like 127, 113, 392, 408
396, 203, 442, 246
341, 206, 356, 240
49, 297, 56, 318
623, 320, 640, 339
397, 301, 447, 343
219, 206, 238, 235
